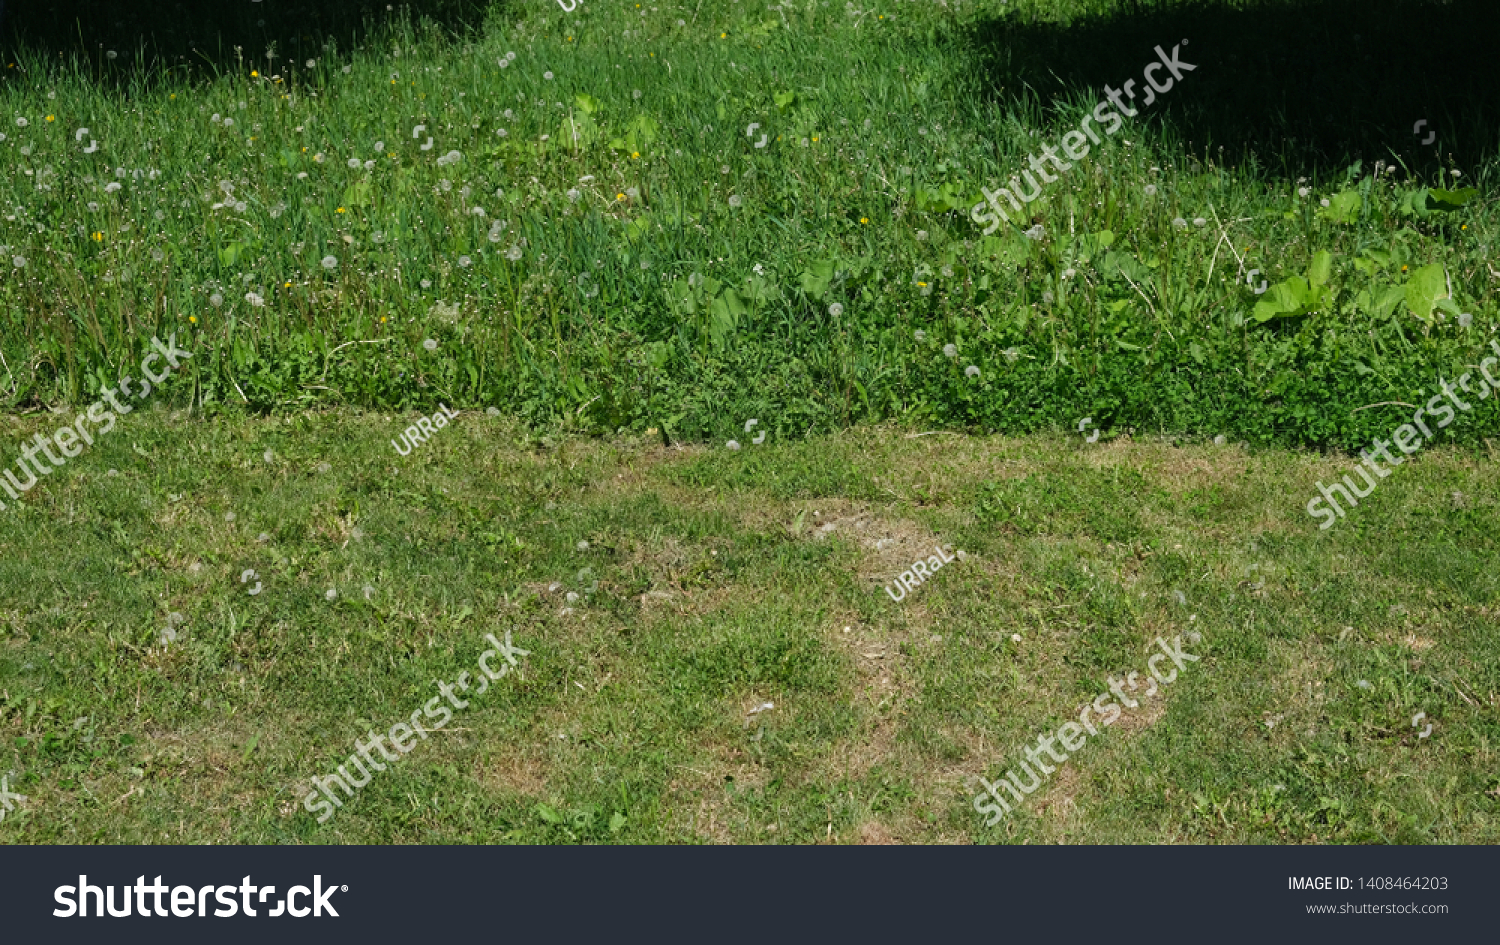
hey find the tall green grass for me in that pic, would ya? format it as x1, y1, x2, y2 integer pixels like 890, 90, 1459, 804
0, 0, 1497, 450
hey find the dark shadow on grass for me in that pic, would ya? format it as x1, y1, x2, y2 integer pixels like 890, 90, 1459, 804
0, 0, 495, 87
968, 0, 1500, 180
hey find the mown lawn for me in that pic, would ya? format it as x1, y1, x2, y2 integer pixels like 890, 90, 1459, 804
0, 408, 1495, 843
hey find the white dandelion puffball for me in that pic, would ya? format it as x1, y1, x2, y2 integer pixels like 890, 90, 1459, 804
325, 589, 338, 601
11, 255, 25, 269
1459, 312, 1473, 328
943, 343, 957, 358
224, 511, 236, 522
828, 302, 844, 316
245, 292, 264, 307
1320, 198, 1330, 207
506, 245, 523, 261
306, 59, 317, 68
423, 338, 438, 351
317, 462, 332, 474
499, 58, 510, 69
965, 365, 980, 377
486, 406, 500, 416
914, 329, 926, 342
728, 194, 742, 208
633, 89, 643, 99
566, 591, 580, 603
1144, 184, 1157, 196
543, 71, 554, 80
1193, 217, 1207, 227
1298, 187, 1310, 197
458, 255, 472, 268
1214, 435, 1227, 446
1011, 633, 1022, 643
210, 292, 224, 307
15, 117, 28, 127
223, 118, 234, 127
321, 255, 338, 270
726, 440, 741, 450
1172, 217, 1187, 228
347, 158, 361, 169
507, 51, 517, 61
420, 279, 432, 289
577, 540, 589, 551
263, 449, 274, 463
375, 140, 385, 151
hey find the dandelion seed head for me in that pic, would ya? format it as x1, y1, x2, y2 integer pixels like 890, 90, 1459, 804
965, 365, 980, 377
943, 343, 957, 358
828, 302, 844, 316
423, 338, 438, 350
321, 255, 338, 270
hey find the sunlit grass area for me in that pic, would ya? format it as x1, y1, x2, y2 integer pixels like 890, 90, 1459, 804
0, 411, 1496, 843
0, 0, 1498, 447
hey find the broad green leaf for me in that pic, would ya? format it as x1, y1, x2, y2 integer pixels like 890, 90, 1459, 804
1318, 190, 1361, 224
1307, 251, 1332, 288
798, 259, 836, 298
1426, 187, 1478, 212
1404, 264, 1447, 322
573, 93, 602, 115
773, 90, 797, 112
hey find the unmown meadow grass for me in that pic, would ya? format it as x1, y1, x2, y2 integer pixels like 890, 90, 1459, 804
0, 0, 1498, 447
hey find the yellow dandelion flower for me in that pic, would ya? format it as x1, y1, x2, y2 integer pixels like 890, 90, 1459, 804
45, 115, 54, 122
721, 32, 727, 37
189, 315, 197, 323
92, 231, 103, 241
170, 93, 176, 99
617, 193, 626, 200
337, 207, 346, 213
860, 217, 869, 224
632, 151, 640, 159
567, 36, 573, 41
251, 70, 259, 77
812, 136, 818, 142
284, 281, 292, 288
